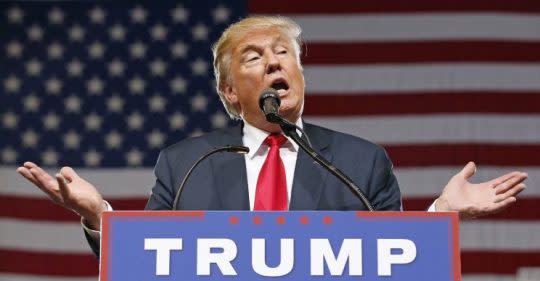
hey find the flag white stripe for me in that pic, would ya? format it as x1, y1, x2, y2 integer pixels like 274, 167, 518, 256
461, 275, 515, 281
289, 14, 540, 42
304, 64, 540, 93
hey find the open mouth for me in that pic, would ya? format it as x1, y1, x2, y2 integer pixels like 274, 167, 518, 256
271, 79, 289, 94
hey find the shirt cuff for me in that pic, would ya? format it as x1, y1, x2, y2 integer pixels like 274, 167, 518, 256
427, 199, 438, 212
81, 200, 112, 241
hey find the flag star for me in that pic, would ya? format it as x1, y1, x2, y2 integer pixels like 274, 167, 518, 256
171, 5, 188, 23
149, 58, 167, 76
105, 130, 123, 149
128, 76, 146, 95
41, 148, 58, 166
191, 94, 208, 112
89, 6, 106, 24
148, 94, 166, 112
68, 24, 85, 42
25, 58, 43, 76
6, 40, 23, 58
169, 112, 186, 130
213, 6, 230, 23
108, 58, 125, 77
147, 129, 166, 148
23, 94, 40, 112
7, 6, 24, 24
45, 77, 62, 95
125, 148, 144, 166
84, 149, 102, 167
63, 130, 81, 149
170, 41, 188, 58
107, 95, 124, 113
27, 24, 44, 41
1, 147, 17, 164
211, 112, 229, 128
48, 7, 64, 25
2, 111, 19, 129
170, 76, 187, 94
126, 112, 145, 130
4, 74, 21, 93
150, 23, 168, 41
47, 42, 64, 59
88, 41, 105, 59
130, 5, 147, 23
109, 24, 126, 41
129, 41, 147, 59
22, 129, 39, 148
192, 23, 209, 41
67, 58, 84, 77
65, 95, 82, 113
191, 58, 209, 76
43, 112, 61, 130
86, 76, 104, 95
85, 112, 102, 131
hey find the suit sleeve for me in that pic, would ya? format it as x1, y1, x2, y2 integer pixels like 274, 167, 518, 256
368, 146, 403, 211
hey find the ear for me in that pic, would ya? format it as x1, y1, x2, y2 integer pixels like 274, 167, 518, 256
222, 83, 238, 106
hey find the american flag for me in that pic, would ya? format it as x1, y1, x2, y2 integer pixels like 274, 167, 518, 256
1, 1, 539, 280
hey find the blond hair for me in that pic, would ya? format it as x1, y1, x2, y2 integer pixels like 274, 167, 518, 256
212, 16, 303, 119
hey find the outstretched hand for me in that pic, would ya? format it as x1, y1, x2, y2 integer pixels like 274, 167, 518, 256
436, 162, 527, 219
17, 162, 106, 230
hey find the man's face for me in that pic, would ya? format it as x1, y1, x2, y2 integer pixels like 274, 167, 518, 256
223, 27, 305, 132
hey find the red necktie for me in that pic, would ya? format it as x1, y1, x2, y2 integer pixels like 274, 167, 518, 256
254, 134, 288, 210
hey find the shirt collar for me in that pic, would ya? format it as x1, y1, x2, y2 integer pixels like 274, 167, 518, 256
242, 119, 302, 159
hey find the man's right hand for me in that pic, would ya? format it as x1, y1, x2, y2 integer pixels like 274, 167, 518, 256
16, 162, 106, 230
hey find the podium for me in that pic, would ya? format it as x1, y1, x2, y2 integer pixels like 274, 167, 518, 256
100, 211, 460, 280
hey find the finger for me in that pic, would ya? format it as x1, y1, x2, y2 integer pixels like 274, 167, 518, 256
29, 166, 58, 191
23, 161, 38, 169
458, 162, 476, 179
494, 173, 528, 194
59, 166, 79, 182
17, 167, 39, 186
495, 183, 526, 203
489, 171, 524, 188
56, 173, 71, 200
488, 196, 517, 213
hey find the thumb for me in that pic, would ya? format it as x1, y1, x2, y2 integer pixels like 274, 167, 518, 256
459, 161, 476, 179
59, 166, 78, 182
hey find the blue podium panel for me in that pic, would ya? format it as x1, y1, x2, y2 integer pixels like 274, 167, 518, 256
100, 211, 460, 281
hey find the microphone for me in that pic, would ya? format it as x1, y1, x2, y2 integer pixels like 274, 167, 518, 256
172, 145, 249, 210
258, 88, 281, 123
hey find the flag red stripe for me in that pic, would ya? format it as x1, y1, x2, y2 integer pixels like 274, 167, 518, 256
302, 42, 540, 64
462, 251, 540, 274
303, 92, 540, 115
249, 0, 540, 14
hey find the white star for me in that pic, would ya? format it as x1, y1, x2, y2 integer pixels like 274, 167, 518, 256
25, 58, 42, 76
2, 111, 19, 129
22, 129, 39, 148
126, 112, 144, 130
89, 6, 106, 24
27, 24, 44, 41
63, 130, 81, 149
43, 112, 61, 130
1, 147, 17, 164
213, 6, 230, 23
68, 24, 85, 42
211, 112, 229, 128
109, 24, 126, 41
6, 40, 23, 58
130, 5, 147, 24
108, 58, 125, 77
86, 76, 104, 95
47, 42, 64, 59
105, 130, 123, 149
125, 148, 143, 166
147, 129, 166, 148
41, 148, 58, 166
171, 5, 188, 23
192, 23, 209, 41
129, 41, 147, 59
150, 23, 168, 41
148, 94, 166, 112
169, 112, 186, 130
170, 41, 188, 58
64, 95, 82, 113
23, 94, 40, 112
106, 95, 124, 113
7, 6, 24, 24
48, 7, 64, 25
128, 76, 145, 95
88, 41, 105, 59
4, 74, 21, 93
45, 77, 62, 95
84, 149, 102, 167
84, 112, 102, 131
149, 58, 167, 76
191, 94, 209, 112
191, 58, 209, 76
66, 58, 84, 77
170, 76, 187, 94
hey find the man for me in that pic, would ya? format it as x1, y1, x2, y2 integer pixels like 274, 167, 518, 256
17, 16, 527, 254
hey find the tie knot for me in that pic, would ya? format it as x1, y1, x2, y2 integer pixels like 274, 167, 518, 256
265, 134, 287, 147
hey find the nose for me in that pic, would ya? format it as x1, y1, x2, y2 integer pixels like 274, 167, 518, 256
265, 51, 281, 74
